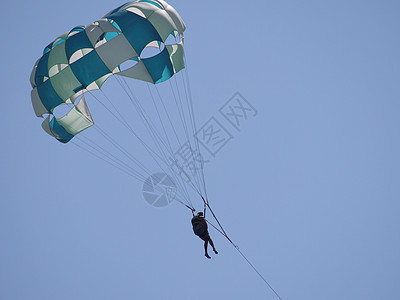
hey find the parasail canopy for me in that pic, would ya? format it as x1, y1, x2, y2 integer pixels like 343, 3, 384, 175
30, 0, 186, 143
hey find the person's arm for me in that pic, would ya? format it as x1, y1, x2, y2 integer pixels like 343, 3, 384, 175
202, 218, 208, 229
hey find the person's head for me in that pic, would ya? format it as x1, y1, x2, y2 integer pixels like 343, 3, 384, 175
197, 211, 203, 217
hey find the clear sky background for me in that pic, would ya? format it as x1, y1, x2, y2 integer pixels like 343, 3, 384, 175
1, 0, 400, 299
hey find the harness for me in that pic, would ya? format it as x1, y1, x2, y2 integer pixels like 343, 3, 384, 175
191, 216, 207, 236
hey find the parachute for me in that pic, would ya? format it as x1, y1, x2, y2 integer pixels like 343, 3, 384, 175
30, 0, 185, 143
30, 0, 209, 212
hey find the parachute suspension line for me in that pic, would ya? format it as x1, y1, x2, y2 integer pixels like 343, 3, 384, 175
70, 140, 144, 181
151, 84, 182, 153
114, 76, 198, 208
70, 106, 193, 205
64, 95, 195, 209
93, 88, 174, 168
80, 127, 166, 187
180, 60, 209, 204
87, 113, 156, 178
76, 127, 193, 206
176, 199, 196, 213
201, 204, 282, 300
151, 80, 205, 198
186, 76, 208, 206
62, 101, 154, 181
80, 73, 206, 212
66, 105, 192, 203
88, 89, 164, 161
169, 76, 206, 217
235, 247, 283, 300
169, 77, 204, 200
123, 79, 205, 204
80, 111, 157, 180
90, 89, 167, 167
87, 88, 194, 208
169, 75, 205, 198
107, 74, 208, 213
169, 78, 192, 152
179, 71, 206, 197
92, 86, 176, 179
74, 135, 147, 182
179, 70, 211, 217
115, 78, 178, 160
200, 190, 282, 299
99, 81, 183, 184
70, 139, 190, 205
61, 102, 159, 185
146, 82, 199, 203
146, 83, 182, 173
153, 83, 204, 194
115, 76, 195, 204
204, 220, 282, 300
200, 196, 229, 239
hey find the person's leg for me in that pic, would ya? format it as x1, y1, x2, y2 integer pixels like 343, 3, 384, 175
204, 239, 211, 259
208, 237, 218, 254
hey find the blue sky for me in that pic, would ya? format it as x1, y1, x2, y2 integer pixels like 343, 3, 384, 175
1, 0, 400, 299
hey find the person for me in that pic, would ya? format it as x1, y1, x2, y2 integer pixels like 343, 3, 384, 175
191, 211, 218, 259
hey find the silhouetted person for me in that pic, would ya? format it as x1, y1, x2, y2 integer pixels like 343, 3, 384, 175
191, 212, 218, 259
